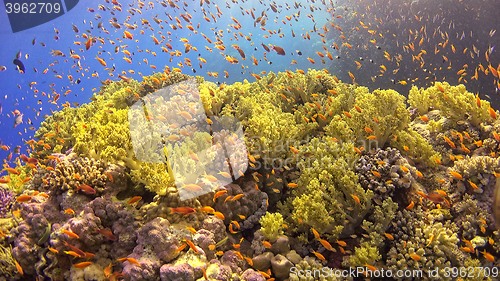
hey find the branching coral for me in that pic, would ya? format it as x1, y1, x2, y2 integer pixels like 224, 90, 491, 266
34, 153, 108, 195
390, 127, 442, 167
409, 82, 492, 127
259, 212, 284, 241
346, 198, 398, 269
386, 207, 463, 281
280, 138, 373, 241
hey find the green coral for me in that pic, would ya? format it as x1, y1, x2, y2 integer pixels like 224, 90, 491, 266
259, 212, 284, 241
34, 72, 193, 195
387, 207, 464, 281
282, 138, 373, 241
0, 245, 18, 279
390, 127, 442, 167
343, 88, 410, 147
346, 198, 397, 268
409, 82, 492, 127
347, 242, 381, 268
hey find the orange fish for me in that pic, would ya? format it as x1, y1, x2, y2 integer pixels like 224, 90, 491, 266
185, 239, 199, 253
77, 184, 96, 195
124, 30, 133, 39
14, 260, 23, 275
64, 250, 84, 257
213, 211, 225, 220
319, 239, 334, 251
94, 228, 117, 241
127, 196, 142, 205
61, 229, 79, 239
126, 258, 141, 266
311, 251, 325, 260
489, 107, 497, 119
410, 254, 421, 261
199, 206, 215, 213
262, 241, 272, 248
180, 183, 202, 191
449, 171, 463, 180
443, 136, 456, 149
481, 250, 495, 262
73, 261, 92, 268
213, 190, 227, 202
406, 201, 415, 210
170, 207, 196, 215
16, 195, 32, 202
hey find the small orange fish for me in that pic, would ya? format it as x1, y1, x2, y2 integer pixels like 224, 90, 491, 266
468, 180, 479, 190
312, 228, 320, 239
104, 263, 113, 278
443, 136, 456, 149
311, 250, 325, 260
319, 239, 334, 251
185, 239, 198, 253
73, 261, 92, 268
16, 195, 32, 202
48, 247, 59, 254
127, 196, 142, 205
61, 229, 79, 239
199, 206, 215, 213
217, 171, 231, 178
180, 183, 202, 191
231, 194, 243, 201
76, 184, 96, 195
262, 241, 272, 248
289, 146, 299, 154
64, 241, 85, 257
489, 107, 497, 119
419, 116, 429, 122
213, 211, 225, 220
330, 240, 345, 248
170, 207, 196, 215
14, 260, 23, 275
410, 254, 421, 261
406, 201, 415, 210
213, 190, 227, 202
449, 171, 463, 180
105, 172, 114, 182
126, 258, 141, 266
94, 228, 117, 241
175, 244, 188, 253
493, 131, 500, 142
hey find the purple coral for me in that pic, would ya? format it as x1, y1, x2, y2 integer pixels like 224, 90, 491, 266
212, 181, 267, 230
133, 217, 181, 263
0, 186, 14, 217
355, 147, 416, 204
160, 263, 195, 281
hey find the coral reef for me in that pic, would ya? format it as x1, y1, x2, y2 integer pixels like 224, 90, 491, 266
7, 70, 500, 281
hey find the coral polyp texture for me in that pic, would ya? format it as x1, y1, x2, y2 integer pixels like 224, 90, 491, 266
2, 69, 500, 280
